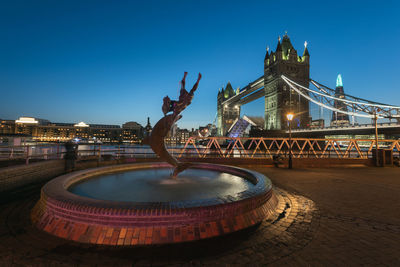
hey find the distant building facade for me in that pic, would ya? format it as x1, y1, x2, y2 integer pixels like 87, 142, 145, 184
165, 127, 190, 145
122, 121, 144, 142
0, 117, 144, 143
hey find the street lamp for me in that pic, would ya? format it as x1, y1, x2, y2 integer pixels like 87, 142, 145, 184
286, 113, 294, 169
373, 108, 381, 166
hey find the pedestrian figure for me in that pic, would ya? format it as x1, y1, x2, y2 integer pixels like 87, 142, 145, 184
64, 141, 78, 172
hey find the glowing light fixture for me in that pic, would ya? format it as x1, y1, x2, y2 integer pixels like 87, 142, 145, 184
336, 74, 343, 87
15, 117, 38, 124
286, 113, 294, 121
74, 122, 89, 127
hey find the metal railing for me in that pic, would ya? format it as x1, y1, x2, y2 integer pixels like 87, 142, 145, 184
0, 144, 157, 166
0, 144, 65, 164
177, 137, 400, 159
1, 137, 399, 166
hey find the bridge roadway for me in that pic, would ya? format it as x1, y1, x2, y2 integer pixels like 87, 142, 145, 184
222, 75, 265, 106
289, 122, 400, 138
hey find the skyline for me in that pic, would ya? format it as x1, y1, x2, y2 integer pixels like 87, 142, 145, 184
1, 0, 400, 129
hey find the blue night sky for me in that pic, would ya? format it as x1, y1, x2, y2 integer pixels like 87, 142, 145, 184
1, 0, 399, 129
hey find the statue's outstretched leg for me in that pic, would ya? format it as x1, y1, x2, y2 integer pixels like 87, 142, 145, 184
181, 72, 188, 90
189, 73, 202, 95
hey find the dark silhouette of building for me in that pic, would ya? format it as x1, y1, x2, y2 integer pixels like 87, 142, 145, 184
331, 74, 350, 126
144, 117, 152, 137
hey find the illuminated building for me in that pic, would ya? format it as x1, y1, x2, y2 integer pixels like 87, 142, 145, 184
217, 82, 240, 136
122, 121, 144, 142
330, 74, 351, 126
0, 117, 144, 143
165, 127, 190, 145
263, 34, 310, 131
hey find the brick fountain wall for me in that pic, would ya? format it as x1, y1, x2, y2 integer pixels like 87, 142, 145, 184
31, 163, 278, 246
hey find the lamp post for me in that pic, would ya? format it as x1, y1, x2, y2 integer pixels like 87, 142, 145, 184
373, 108, 381, 166
286, 113, 294, 169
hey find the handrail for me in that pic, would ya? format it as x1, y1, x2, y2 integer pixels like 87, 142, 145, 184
0, 138, 399, 167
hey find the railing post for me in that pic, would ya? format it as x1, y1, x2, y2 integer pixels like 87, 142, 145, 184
25, 145, 30, 165
98, 145, 101, 161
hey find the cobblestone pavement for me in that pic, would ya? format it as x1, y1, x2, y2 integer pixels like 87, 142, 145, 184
255, 166, 400, 266
0, 166, 399, 266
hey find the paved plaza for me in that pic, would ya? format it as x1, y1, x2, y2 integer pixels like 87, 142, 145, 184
0, 166, 399, 266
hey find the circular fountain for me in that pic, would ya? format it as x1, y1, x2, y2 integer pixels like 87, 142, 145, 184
31, 72, 278, 246
31, 162, 277, 245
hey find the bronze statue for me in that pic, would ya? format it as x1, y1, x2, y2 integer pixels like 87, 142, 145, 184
143, 72, 201, 178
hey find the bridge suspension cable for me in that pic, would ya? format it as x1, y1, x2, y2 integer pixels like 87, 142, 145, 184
281, 75, 400, 120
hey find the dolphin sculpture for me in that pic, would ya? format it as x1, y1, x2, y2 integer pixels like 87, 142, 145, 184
143, 72, 201, 178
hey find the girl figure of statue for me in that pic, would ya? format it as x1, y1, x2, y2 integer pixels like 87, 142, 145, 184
162, 72, 202, 118
147, 72, 202, 178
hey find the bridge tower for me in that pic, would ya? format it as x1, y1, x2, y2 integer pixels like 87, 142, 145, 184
217, 82, 240, 136
264, 33, 310, 130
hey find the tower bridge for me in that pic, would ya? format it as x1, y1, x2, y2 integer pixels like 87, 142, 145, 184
217, 33, 400, 138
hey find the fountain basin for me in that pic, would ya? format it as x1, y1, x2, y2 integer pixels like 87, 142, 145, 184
31, 162, 278, 246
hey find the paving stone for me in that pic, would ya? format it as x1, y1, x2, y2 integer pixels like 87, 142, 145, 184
1, 166, 400, 265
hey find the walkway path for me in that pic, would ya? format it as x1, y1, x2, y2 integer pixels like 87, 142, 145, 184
0, 166, 399, 266
255, 166, 400, 266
